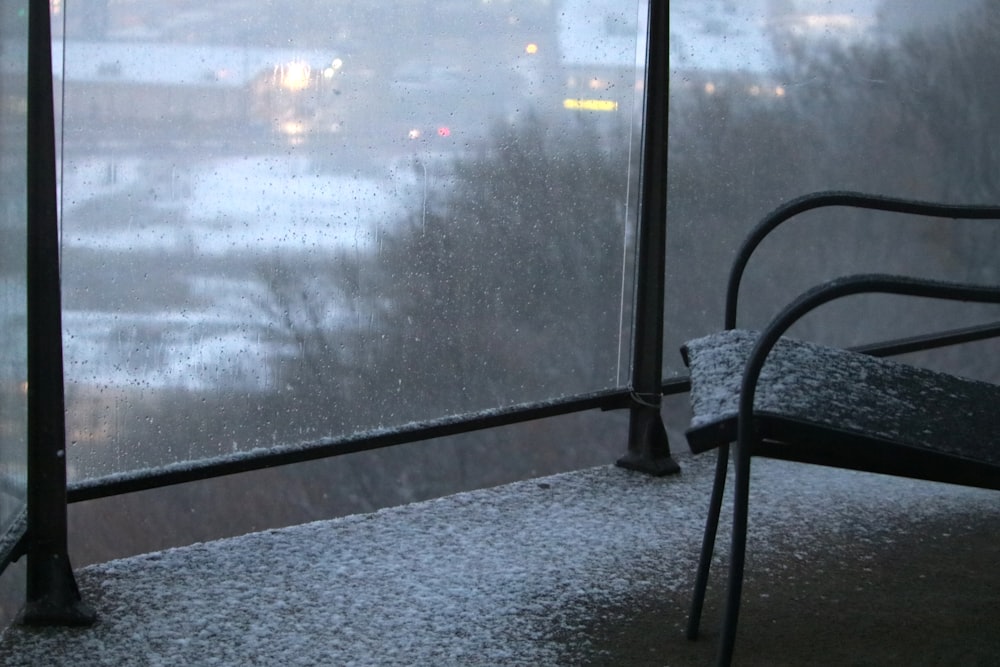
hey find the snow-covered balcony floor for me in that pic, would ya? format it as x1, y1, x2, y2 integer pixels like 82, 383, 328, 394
1, 453, 998, 666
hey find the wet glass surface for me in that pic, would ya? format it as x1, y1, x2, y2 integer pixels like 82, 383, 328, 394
664, 0, 1000, 378
55, 1, 647, 480
0, 6, 30, 556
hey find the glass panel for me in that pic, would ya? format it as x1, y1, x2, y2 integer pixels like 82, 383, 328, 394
57, 1, 647, 480
666, 0, 1000, 378
0, 4, 30, 559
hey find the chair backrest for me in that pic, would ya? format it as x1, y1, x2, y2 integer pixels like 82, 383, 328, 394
724, 191, 1000, 329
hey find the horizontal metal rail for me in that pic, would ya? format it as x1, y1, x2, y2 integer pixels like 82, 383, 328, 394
67, 315, 1000, 503
662, 375, 691, 395
68, 388, 633, 503
850, 320, 1000, 357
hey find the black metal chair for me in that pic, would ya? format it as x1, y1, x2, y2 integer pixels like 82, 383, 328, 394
681, 192, 1000, 666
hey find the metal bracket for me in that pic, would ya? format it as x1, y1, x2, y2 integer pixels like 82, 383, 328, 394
19, 555, 96, 627
616, 402, 681, 476
616, 0, 680, 478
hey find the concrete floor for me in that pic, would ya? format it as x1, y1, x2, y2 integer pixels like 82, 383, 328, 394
0, 453, 997, 666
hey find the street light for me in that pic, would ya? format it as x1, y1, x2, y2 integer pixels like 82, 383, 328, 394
276, 61, 311, 91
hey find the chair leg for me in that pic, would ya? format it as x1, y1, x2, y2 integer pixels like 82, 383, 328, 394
715, 442, 753, 667
687, 444, 730, 640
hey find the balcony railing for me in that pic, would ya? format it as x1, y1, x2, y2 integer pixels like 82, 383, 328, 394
3, 0, 1000, 636
5, 0, 683, 621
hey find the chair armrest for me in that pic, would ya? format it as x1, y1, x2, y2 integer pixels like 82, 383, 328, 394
725, 192, 1000, 329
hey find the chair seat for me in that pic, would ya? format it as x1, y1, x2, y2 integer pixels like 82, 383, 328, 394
682, 329, 1000, 489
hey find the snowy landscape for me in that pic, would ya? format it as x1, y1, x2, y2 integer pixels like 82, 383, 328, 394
60, 155, 418, 391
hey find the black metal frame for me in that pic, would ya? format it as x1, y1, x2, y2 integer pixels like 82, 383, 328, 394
61, 0, 683, 504
19, 0, 95, 626
617, 0, 680, 477
685, 192, 1000, 667
69, 389, 634, 502
12, 0, 679, 622
49, 6, 701, 498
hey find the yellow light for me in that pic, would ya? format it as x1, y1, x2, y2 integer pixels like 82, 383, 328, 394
277, 61, 312, 91
525, 43, 539, 55
704, 82, 716, 95
281, 120, 307, 136
563, 98, 619, 112
775, 86, 786, 97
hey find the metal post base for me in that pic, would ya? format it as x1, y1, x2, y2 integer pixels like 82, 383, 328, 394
616, 405, 681, 476
18, 557, 97, 627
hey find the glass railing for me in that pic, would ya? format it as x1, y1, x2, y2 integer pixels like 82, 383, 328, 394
664, 0, 1000, 378
52, 0, 649, 486
0, 3, 30, 570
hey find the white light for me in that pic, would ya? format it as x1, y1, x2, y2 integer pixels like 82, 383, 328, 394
276, 61, 312, 91
281, 120, 307, 136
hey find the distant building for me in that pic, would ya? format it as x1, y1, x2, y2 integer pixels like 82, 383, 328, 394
557, 0, 646, 117
52, 40, 343, 139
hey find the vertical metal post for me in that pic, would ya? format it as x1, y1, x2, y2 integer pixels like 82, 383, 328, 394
20, 0, 96, 626
617, 0, 680, 476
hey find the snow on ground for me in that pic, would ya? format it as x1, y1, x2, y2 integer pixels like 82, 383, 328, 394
61, 155, 415, 256
183, 157, 411, 256
0, 454, 996, 666
62, 310, 282, 392
57, 154, 419, 391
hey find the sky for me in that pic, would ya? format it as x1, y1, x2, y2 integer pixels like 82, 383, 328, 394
668, 0, 979, 72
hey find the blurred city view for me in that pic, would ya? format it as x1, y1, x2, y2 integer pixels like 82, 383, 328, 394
3, 0, 995, 579
54, 0, 647, 481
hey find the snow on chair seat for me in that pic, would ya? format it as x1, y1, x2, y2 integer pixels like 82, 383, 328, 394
681, 192, 1000, 667
682, 328, 1000, 490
